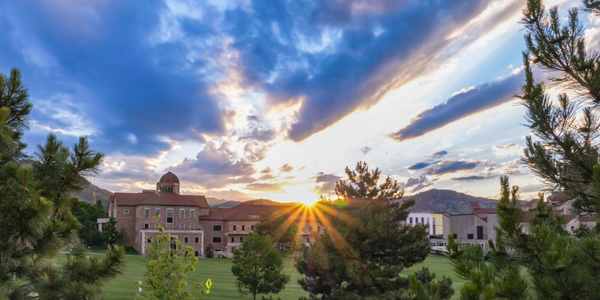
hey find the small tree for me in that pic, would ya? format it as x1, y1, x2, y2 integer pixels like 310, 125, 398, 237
71, 197, 106, 246
255, 212, 299, 251
231, 233, 290, 300
205, 244, 214, 258
335, 161, 404, 199
137, 220, 208, 300
405, 267, 454, 300
103, 216, 121, 245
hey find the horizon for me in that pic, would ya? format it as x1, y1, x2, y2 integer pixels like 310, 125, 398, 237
1, 0, 590, 204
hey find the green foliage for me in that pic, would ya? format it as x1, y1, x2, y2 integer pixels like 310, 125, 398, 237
335, 161, 404, 199
449, 176, 600, 299
231, 233, 290, 300
72, 197, 106, 246
136, 223, 207, 300
255, 212, 299, 251
296, 199, 430, 299
206, 244, 215, 258
103, 217, 127, 246
518, 0, 600, 214
405, 267, 454, 300
0, 67, 123, 298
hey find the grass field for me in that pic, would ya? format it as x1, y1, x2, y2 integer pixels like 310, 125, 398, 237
58, 252, 460, 299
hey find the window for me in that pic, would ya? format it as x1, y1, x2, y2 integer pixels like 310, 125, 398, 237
170, 237, 177, 250
213, 237, 222, 243
233, 225, 237, 231
184, 237, 189, 244
154, 223, 158, 229
155, 208, 160, 217
195, 237, 199, 244
144, 223, 149, 229
421, 217, 424, 224
251, 225, 254, 231
453, 234, 458, 239
147, 237, 152, 243
190, 224, 195, 230
231, 237, 234, 243
180, 209, 185, 219
194, 251, 199, 257
213, 225, 222, 231
240, 237, 243, 242
468, 234, 474, 239
179, 224, 184, 230
190, 210, 195, 219
166, 209, 173, 229
199, 225, 204, 231
477, 226, 484, 240
242, 225, 245, 231
145, 208, 150, 218
124, 209, 130, 215
409, 217, 412, 224
307, 238, 310, 243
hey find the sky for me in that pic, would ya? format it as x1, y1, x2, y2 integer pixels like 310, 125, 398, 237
1, 0, 597, 203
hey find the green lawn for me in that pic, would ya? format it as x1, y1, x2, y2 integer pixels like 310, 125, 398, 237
56, 252, 460, 299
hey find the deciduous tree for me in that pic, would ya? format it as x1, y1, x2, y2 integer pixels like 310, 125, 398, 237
231, 233, 290, 300
255, 212, 299, 251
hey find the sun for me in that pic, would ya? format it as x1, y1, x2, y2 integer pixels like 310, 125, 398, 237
302, 198, 318, 207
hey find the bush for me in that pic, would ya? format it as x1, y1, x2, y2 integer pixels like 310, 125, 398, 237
205, 244, 214, 258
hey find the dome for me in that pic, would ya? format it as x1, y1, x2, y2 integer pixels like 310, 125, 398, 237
159, 172, 180, 184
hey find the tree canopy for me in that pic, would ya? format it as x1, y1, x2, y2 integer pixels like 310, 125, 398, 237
0, 67, 124, 299
231, 233, 290, 300
335, 161, 404, 200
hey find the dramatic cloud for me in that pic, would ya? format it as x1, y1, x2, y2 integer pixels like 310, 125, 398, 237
407, 162, 433, 171
425, 160, 479, 175
390, 72, 523, 142
279, 163, 294, 173
312, 173, 342, 195
427, 151, 448, 158
492, 142, 523, 157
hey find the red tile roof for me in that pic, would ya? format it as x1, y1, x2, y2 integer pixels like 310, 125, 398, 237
581, 216, 598, 222
198, 199, 318, 222
522, 209, 564, 222
159, 171, 180, 184
113, 191, 208, 207
522, 199, 539, 208
473, 208, 496, 214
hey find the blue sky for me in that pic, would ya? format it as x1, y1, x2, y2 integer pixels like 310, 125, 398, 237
1, 0, 596, 202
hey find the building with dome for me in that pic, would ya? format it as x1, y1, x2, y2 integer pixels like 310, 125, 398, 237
106, 172, 210, 256
105, 172, 321, 256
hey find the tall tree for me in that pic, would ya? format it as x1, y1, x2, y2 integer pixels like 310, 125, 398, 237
231, 233, 290, 300
255, 212, 299, 251
0, 67, 124, 299
296, 199, 431, 299
518, 0, 600, 214
71, 197, 106, 246
137, 222, 208, 300
0, 68, 31, 162
335, 161, 404, 199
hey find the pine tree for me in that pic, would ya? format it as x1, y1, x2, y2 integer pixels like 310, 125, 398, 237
297, 162, 437, 299
518, 0, 600, 214
0, 67, 124, 299
231, 233, 290, 300
449, 176, 600, 299
335, 161, 404, 199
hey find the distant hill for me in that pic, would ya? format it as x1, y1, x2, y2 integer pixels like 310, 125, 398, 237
403, 189, 499, 214
71, 180, 113, 210
206, 197, 242, 208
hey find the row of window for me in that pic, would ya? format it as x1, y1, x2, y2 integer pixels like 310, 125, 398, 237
143, 223, 203, 230
147, 236, 201, 244
123, 208, 200, 219
232, 225, 255, 231
452, 226, 484, 240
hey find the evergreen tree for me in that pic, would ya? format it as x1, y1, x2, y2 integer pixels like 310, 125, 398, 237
205, 244, 215, 258
405, 267, 454, 300
71, 198, 106, 246
231, 233, 290, 300
0, 67, 124, 298
449, 176, 600, 299
136, 221, 208, 300
335, 161, 404, 199
518, 0, 600, 214
255, 212, 299, 251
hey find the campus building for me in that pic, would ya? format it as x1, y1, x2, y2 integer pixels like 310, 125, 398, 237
103, 172, 320, 256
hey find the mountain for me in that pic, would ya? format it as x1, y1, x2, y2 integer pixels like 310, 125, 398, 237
206, 197, 242, 208
71, 180, 113, 210
403, 189, 498, 214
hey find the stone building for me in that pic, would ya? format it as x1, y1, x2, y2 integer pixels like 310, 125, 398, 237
106, 172, 209, 256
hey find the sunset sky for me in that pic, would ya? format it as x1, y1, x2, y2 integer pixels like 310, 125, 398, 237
1, 0, 596, 203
